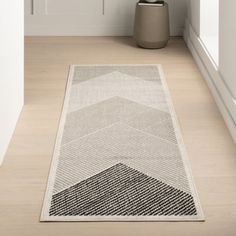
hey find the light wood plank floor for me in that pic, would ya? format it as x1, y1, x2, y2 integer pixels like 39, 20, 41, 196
1, 37, 236, 236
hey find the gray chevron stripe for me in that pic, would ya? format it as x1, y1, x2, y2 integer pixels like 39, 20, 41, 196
62, 96, 150, 145
73, 65, 161, 84
53, 122, 187, 195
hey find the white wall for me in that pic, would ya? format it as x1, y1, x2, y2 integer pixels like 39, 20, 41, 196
25, 0, 187, 36
187, 0, 200, 35
200, 0, 219, 65
219, 0, 236, 97
200, 0, 219, 38
0, 0, 24, 164
185, 0, 236, 142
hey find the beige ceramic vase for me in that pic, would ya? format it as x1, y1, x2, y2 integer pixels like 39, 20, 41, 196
134, 3, 170, 49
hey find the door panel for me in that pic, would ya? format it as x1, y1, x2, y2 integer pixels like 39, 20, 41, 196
105, 0, 137, 16
46, 0, 103, 15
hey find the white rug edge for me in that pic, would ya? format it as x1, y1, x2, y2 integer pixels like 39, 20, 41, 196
40, 64, 205, 222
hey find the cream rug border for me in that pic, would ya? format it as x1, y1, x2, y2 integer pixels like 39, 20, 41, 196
40, 64, 205, 222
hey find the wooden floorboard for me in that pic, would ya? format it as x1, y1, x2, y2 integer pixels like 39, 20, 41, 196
0, 37, 236, 236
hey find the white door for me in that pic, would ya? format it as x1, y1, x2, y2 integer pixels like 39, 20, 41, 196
25, 0, 187, 36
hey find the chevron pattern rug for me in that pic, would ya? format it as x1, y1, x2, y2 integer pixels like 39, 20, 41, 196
41, 65, 204, 221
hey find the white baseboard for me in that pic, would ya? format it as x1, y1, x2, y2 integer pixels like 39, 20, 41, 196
184, 18, 236, 143
25, 26, 133, 37
25, 22, 183, 37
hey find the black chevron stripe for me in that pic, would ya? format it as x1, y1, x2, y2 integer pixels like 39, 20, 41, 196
49, 163, 197, 216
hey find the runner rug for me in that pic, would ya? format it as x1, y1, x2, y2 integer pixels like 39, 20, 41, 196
41, 65, 204, 221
